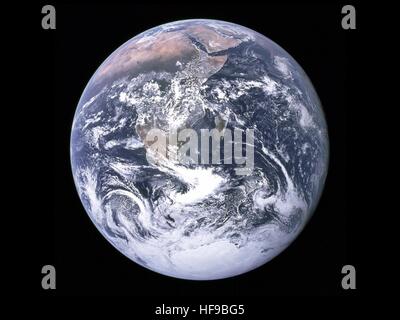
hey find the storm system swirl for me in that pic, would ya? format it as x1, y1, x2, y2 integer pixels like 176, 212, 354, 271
70, 19, 329, 280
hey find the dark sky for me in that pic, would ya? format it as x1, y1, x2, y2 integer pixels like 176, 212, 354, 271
26, 1, 365, 299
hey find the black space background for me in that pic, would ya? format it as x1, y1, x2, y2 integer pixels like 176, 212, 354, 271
27, 1, 365, 298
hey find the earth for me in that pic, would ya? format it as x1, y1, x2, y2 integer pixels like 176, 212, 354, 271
70, 19, 329, 280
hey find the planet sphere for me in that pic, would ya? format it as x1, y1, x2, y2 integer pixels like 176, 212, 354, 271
70, 19, 329, 280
